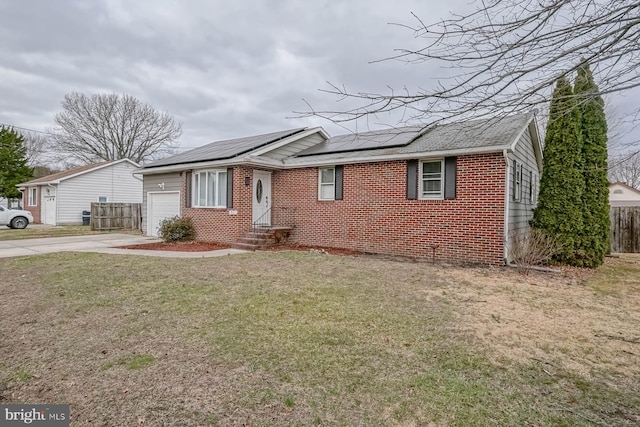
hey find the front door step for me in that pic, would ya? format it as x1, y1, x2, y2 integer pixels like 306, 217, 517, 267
231, 226, 293, 251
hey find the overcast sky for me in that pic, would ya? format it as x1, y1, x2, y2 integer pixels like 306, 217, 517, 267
1, 0, 637, 155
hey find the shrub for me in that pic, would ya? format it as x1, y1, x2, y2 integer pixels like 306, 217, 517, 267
158, 216, 195, 242
509, 228, 561, 274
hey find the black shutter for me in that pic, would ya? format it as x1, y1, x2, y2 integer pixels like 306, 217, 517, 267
444, 157, 457, 200
335, 165, 344, 200
226, 167, 234, 208
185, 171, 192, 208
406, 159, 418, 199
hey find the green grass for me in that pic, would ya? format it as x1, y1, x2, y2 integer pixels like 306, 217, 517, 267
0, 251, 638, 426
8, 367, 33, 383
0, 225, 112, 241
102, 354, 156, 371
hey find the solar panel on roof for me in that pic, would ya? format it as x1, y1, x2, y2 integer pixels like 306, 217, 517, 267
146, 128, 307, 167
296, 126, 424, 157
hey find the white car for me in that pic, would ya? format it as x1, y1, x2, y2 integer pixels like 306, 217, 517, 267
0, 206, 34, 229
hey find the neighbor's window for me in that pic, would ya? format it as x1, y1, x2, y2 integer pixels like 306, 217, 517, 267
420, 160, 444, 199
513, 160, 523, 202
28, 188, 37, 206
98, 196, 108, 203
319, 167, 335, 200
193, 170, 227, 207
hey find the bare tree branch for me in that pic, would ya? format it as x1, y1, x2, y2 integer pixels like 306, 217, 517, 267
609, 151, 640, 188
52, 93, 182, 164
298, 0, 640, 130
20, 131, 52, 166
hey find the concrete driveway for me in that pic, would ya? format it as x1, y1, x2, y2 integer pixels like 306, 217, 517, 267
0, 234, 159, 258
0, 234, 247, 259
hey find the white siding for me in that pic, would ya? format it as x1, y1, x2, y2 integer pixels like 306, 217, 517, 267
260, 133, 325, 159
56, 161, 143, 225
609, 183, 640, 206
507, 128, 541, 261
142, 173, 182, 233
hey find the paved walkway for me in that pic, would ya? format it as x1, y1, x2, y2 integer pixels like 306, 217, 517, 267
0, 234, 247, 259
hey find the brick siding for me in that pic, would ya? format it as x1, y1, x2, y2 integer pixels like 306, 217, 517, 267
183, 154, 507, 265
22, 187, 41, 224
181, 166, 254, 243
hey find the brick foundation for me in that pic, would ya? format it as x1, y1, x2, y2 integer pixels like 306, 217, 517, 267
182, 154, 507, 265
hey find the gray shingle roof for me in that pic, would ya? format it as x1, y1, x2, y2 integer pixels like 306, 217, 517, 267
286, 114, 532, 164
146, 128, 307, 168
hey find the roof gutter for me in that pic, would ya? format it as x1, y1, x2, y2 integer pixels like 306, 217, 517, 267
137, 145, 510, 174
280, 145, 510, 168
503, 148, 511, 265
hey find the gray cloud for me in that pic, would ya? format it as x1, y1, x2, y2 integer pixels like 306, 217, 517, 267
2, 0, 636, 154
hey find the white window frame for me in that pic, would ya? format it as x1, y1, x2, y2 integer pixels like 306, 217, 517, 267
97, 196, 108, 203
529, 171, 537, 204
513, 160, 523, 202
28, 187, 37, 206
192, 169, 228, 208
318, 167, 336, 201
419, 159, 445, 200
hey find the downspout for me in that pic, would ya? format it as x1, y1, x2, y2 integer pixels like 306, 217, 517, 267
503, 149, 511, 265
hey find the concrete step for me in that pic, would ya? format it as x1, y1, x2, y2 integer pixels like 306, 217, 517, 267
236, 237, 273, 245
231, 242, 270, 251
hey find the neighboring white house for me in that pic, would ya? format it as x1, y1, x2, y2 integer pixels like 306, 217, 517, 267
17, 159, 143, 225
609, 182, 640, 207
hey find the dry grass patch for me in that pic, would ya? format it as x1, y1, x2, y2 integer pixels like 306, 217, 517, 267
0, 251, 638, 426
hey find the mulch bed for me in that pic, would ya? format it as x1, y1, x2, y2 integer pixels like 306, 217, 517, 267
117, 241, 361, 255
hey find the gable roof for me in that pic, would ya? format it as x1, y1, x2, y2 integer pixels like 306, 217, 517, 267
145, 128, 307, 168
137, 113, 540, 173
610, 181, 640, 194
18, 159, 139, 187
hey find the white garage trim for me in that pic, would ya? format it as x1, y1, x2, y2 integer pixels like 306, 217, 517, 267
147, 191, 181, 237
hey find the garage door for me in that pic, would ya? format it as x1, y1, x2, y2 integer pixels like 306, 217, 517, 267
148, 192, 180, 237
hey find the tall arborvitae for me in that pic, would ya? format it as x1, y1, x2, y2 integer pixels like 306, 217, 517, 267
532, 77, 585, 266
574, 62, 610, 267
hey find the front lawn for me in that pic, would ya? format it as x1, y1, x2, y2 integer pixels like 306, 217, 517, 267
0, 225, 116, 241
0, 252, 638, 426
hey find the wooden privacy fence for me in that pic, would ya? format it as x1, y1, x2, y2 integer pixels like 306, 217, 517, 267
91, 202, 142, 231
610, 207, 640, 253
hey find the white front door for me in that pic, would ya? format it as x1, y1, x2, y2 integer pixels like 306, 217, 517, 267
252, 170, 271, 226
43, 196, 56, 225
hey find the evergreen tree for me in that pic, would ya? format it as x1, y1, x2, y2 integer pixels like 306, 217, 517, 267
574, 62, 610, 267
532, 77, 585, 266
0, 126, 33, 201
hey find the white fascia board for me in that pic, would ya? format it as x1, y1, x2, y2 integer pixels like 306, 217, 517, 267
137, 160, 236, 175
137, 156, 284, 174
507, 115, 543, 173
529, 118, 544, 172
281, 145, 509, 168
249, 127, 329, 157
